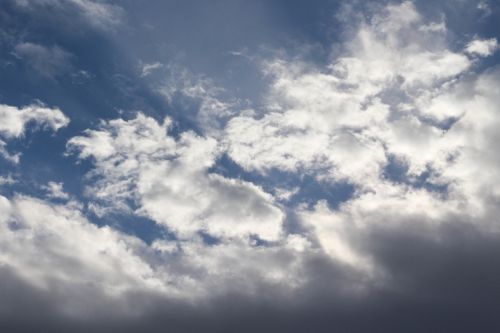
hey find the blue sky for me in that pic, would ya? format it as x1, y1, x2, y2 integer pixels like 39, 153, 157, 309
1, 1, 500, 332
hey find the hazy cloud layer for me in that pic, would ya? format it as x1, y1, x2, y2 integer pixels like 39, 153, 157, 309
13, 0, 123, 31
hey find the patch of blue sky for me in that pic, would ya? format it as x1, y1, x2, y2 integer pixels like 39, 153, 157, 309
211, 153, 356, 211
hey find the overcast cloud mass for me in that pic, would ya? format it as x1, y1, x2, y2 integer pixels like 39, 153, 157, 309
1, 0, 500, 332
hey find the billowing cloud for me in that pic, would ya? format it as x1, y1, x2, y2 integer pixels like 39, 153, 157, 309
465, 37, 499, 57
41, 181, 70, 200
67, 113, 284, 241
224, 1, 492, 190
49, 0, 500, 302
0, 103, 69, 139
0, 195, 162, 297
0, 193, 355, 331
223, 1, 500, 271
0, 103, 69, 163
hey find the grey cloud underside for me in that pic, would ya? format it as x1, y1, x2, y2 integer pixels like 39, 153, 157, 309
1, 221, 500, 333
1, 0, 500, 332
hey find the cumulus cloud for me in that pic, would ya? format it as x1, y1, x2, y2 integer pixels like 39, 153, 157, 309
0, 103, 69, 163
0, 103, 69, 139
67, 113, 284, 241
0, 195, 155, 290
224, 1, 481, 189
0, 194, 172, 320
0, 104, 69, 139
223, 0, 500, 292
0, 141, 20, 164
2, 186, 500, 332
41, 181, 70, 200
465, 38, 499, 57
61, 0, 500, 302
0, 193, 358, 332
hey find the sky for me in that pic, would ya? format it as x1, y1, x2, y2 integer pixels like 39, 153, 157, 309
1, 0, 500, 331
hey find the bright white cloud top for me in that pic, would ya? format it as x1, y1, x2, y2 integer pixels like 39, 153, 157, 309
67, 113, 284, 241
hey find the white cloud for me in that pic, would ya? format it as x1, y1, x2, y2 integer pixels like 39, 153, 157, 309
59, 0, 500, 299
225, 1, 472, 188
140, 61, 163, 77
0, 140, 20, 164
0, 103, 69, 139
465, 38, 499, 57
221, 1, 500, 269
0, 103, 69, 163
0, 194, 166, 317
418, 21, 446, 33
437, 68, 500, 208
41, 181, 70, 200
68, 113, 284, 241
63, 1, 500, 290
0, 193, 329, 319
